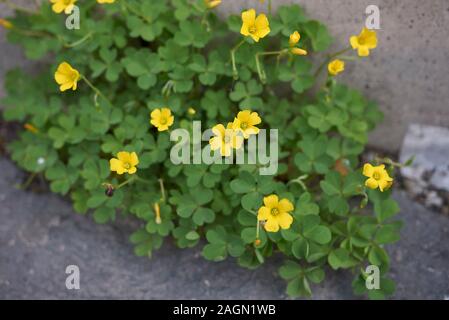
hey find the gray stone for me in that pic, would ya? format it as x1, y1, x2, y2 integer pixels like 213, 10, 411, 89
1, 1, 449, 152
400, 124, 449, 192
0, 157, 448, 299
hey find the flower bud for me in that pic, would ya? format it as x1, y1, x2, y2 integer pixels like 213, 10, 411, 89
254, 239, 261, 246
205, 0, 221, 9
154, 203, 162, 224
0, 19, 13, 29
104, 184, 115, 197
289, 31, 300, 47
290, 47, 308, 56
24, 123, 39, 134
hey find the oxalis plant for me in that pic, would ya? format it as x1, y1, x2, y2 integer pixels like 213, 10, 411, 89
1, 0, 405, 299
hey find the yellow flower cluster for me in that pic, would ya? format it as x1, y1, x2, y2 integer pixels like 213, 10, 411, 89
209, 110, 261, 156
48, 7, 386, 237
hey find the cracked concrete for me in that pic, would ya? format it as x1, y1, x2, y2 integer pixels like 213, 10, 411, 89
0, 157, 448, 299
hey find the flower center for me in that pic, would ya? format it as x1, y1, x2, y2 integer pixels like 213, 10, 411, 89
372, 171, 381, 180
240, 122, 248, 129
249, 25, 257, 34
271, 208, 279, 216
159, 117, 167, 125
224, 135, 232, 144
123, 162, 131, 169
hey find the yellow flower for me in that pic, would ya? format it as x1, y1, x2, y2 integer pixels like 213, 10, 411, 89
204, 0, 221, 9
150, 108, 174, 132
290, 47, 308, 56
50, 0, 77, 14
240, 9, 270, 42
97, 0, 115, 3
209, 123, 244, 157
110, 151, 139, 175
231, 110, 261, 139
257, 194, 294, 232
54, 62, 80, 92
0, 18, 13, 29
363, 163, 393, 192
328, 59, 345, 76
289, 31, 300, 47
349, 27, 378, 57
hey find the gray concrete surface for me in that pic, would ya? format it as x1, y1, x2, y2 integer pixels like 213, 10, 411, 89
0, 157, 448, 299
1, 1, 449, 152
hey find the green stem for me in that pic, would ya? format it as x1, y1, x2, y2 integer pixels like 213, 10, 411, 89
135, 176, 152, 184
374, 156, 408, 168
158, 178, 166, 202
268, 0, 272, 16
230, 39, 245, 80
64, 32, 94, 48
81, 75, 113, 107
116, 177, 135, 189
17, 172, 37, 190
313, 47, 351, 78
255, 49, 287, 83
12, 28, 52, 38
122, 0, 151, 24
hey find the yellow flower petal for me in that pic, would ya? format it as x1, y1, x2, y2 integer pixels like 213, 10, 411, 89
117, 151, 130, 162
264, 217, 280, 232
110, 158, 125, 175
277, 212, 293, 229
278, 199, 294, 213
209, 136, 222, 150
241, 9, 256, 24
263, 194, 279, 208
365, 177, 379, 189
212, 124, 226, 137
248, 111, 261, 125
257, 206, 270, 221
151, 108, 161, 119
127, 166, 137, 175
129, 152, 139, 167
362, 163, 374, 177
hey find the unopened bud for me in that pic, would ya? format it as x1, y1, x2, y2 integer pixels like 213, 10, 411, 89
290, 47, 308, 56
104, 184, 114, 197
254, 239, 261, 246
154, 202, 162, 224
0, 19, 13, 29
